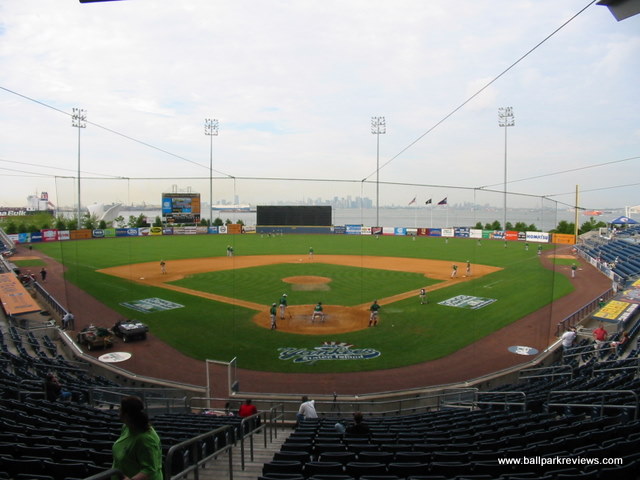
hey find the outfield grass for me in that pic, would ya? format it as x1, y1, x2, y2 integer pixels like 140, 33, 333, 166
34, 234, 573, 373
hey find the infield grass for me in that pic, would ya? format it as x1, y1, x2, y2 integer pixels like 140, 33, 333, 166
35, 234, 573, 373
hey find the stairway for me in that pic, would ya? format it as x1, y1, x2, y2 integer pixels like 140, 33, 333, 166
197, 426, 289, 480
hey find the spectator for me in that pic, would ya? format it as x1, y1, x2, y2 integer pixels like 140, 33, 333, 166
593, 323, 608, 349
112, 396, 163, 480
44, 372, 71, 402
336, 411, 370, 435
62, 311, 75, 330
611, 331, 630, 350
297, 396, 318, 424
561, 327, 577, 352
238, 399, 258, 418
40, 267, 47, 282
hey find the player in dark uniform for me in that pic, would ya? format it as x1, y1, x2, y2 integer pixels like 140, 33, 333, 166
369, 300, 381, 327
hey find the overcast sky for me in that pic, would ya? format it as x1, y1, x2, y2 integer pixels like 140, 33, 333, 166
1, 0, 638, 212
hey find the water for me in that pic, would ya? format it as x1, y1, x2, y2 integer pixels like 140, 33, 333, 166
117, 206, 595, 232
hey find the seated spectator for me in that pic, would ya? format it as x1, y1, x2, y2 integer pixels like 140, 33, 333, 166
335, 411, 370, 435
611, 331, 630, 350
45, 372, 72, 402
238, 398, 258, 418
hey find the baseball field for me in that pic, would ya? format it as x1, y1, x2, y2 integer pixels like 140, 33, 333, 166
34, 233, 573, 374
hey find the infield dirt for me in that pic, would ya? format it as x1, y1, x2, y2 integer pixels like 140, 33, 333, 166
99, 255, 501, 334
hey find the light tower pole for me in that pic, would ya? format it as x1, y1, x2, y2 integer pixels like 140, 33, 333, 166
371, 116, 386, 227
72, 108, 87, 228
204, 118, 219, 227
498, 107, 514, 231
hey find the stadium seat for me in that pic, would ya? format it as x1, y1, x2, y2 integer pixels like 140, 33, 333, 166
318, 451, 357, 465
345, 462, 387, 478
263, 460, 304, 476
357, 451, 392, 464
304, 461, 345, 477
387, 462, 429, 477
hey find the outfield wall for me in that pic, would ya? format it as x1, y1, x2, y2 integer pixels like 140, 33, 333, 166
8, 226, 573, 244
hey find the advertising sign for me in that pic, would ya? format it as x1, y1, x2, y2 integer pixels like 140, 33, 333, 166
394, 227, 407, 236
526, 231, 550, 243
345, 225, 362, 235
441, 228, 454, 238
41, 229, 58, 242
454, 227, 470, 238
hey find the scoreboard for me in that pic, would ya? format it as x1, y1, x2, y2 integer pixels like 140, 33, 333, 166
257, 206, 332, 226
162, 193, 201, 224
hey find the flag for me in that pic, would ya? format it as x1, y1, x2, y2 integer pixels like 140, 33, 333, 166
408, 197, 416, 206
425, 198, 432, 205
438, 197, 448, 206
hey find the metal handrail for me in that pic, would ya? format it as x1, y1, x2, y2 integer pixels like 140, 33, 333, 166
474, 391, 528, 411
547, 389, 639, 420
239, 410, 269, 470
519, 364, 573, 380
165, 424, 235, 480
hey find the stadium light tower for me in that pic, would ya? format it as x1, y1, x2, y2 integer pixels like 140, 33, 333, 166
204, 118, 219, 227
498, 107, 514, 231
371, 116, 386, 227
72, 108, 87, 228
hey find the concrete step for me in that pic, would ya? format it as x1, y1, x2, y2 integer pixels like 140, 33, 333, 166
196, 427, 289, 480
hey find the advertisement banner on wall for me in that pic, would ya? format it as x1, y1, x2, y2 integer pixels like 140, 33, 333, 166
442, 228, 454, 238
333, 225, 346, 234
417, 228, 430, 236
41, 229, 58, 242
70, 230, 92, 240
360, 226, 372, 235
492, 231, 505, 240
345, 225, 362, 235
526, 231, 550, 243
163, 227, 174, 235
371, 226, 383, 236
430, 228, 442, 237
454, 227, 470, 238
92, 229, 106, 238
58, 230, 70, 241
196, 226, 209, 235
219, 225, 228, 234
382, 227, 395, 236
505, 231, 519, 241
394, 227, 407, 236
207, 226, 219, 234
138, 227, 150, 236
103, 228, 116, 237
115, 228, 139, 237
552, 233, 575, 245
470, 229, 483, 239
149, 227, 163, 236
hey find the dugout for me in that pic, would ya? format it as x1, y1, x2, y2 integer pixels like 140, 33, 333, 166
256, 205, 333, 234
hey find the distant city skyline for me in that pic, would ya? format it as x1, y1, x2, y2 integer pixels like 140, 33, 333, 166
1, 1, 638, 211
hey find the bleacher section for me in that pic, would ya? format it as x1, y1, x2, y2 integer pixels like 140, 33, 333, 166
262, 409, 639, 479
579, 233, 640, 285
0, 321, 245, 479
260, 321, 640, 480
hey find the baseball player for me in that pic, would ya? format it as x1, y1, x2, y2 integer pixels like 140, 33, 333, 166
419, 288, 427, 305
309, 247, 314, 260
279, 293, 288, 319
450, 264, 458, 278
270, 303, 278, 330
465, 261, 471, 277
369, 300, 381, 327
311, 302, 324, 322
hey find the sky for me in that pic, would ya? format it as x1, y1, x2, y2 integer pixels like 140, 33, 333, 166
0, 0, 639, 213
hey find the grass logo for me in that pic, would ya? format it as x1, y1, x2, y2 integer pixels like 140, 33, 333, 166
439, 295, 496, 310
278, 341, 381, 365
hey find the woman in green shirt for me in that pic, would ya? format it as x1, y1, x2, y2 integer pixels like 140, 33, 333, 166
112, 396, 163, 480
